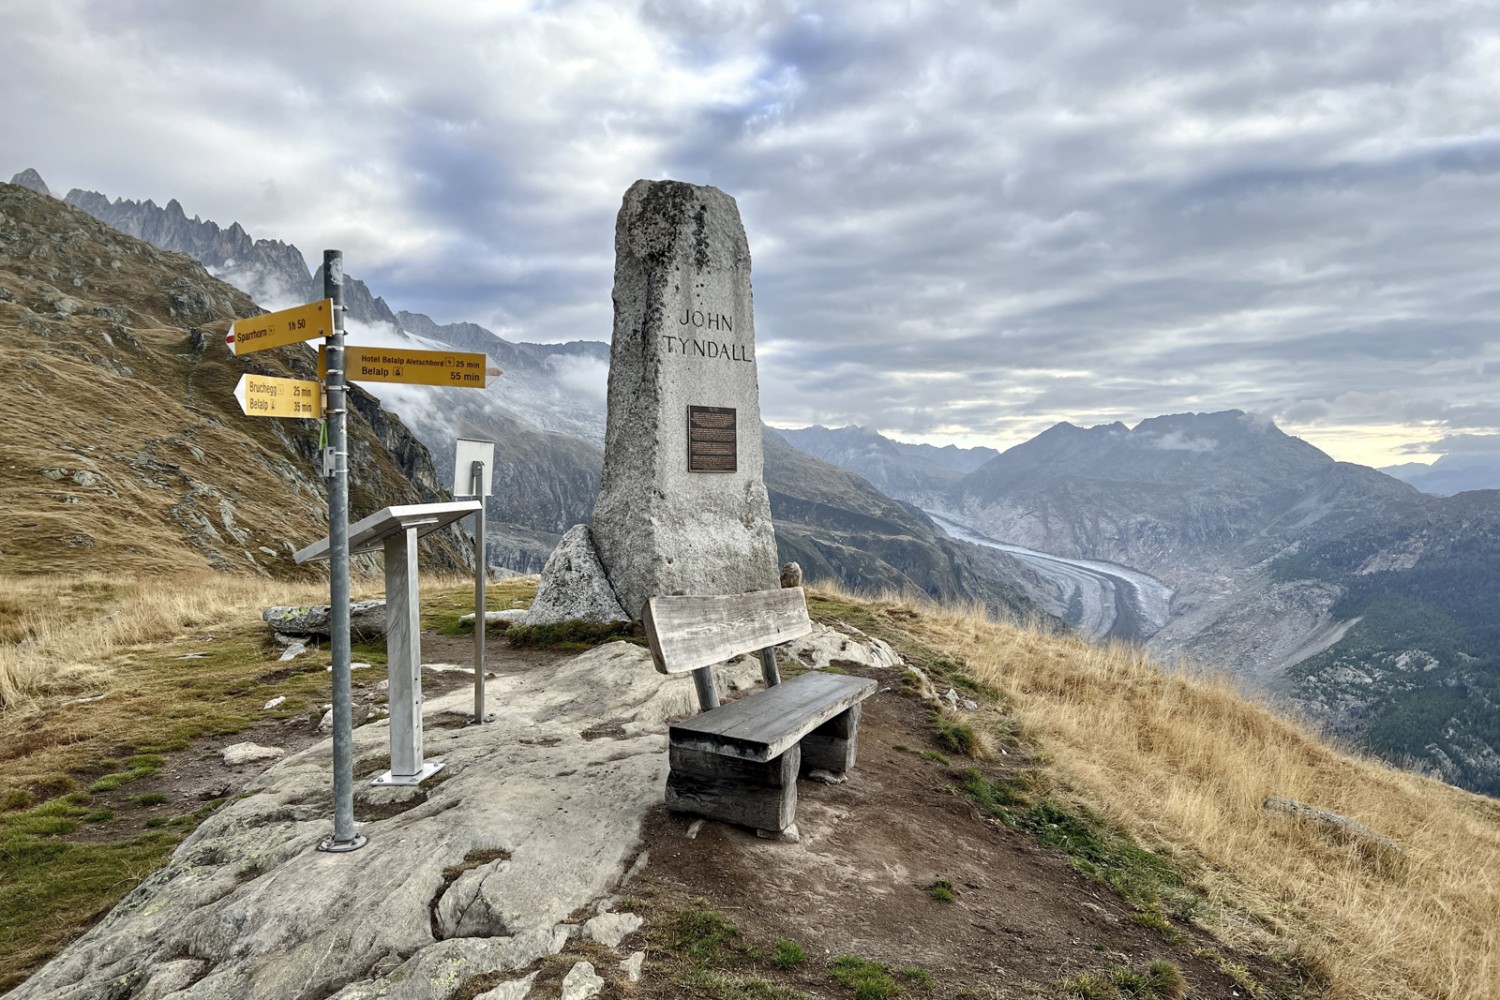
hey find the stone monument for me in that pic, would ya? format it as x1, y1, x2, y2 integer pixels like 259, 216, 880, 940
531, 179, 779, 623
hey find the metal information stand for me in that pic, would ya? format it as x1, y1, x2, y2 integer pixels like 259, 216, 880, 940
296, 501, 480, 786
453, 439, 496, 724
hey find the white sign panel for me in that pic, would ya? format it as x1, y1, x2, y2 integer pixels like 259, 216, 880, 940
453, 439, 496, 498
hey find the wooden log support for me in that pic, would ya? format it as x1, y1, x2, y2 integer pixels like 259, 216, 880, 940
666, 744, 800, 831
801, 703, 861, 774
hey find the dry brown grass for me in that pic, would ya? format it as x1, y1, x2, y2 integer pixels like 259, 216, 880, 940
809, 581, 1500, 1000
0, 571, 386, 710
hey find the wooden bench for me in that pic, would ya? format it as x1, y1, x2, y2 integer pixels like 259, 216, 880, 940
642, 587, 877, 834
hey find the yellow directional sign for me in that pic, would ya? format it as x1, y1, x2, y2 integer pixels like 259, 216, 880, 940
233, 374, 323, 418
320, 345, 499, 388
227, 299, 332, 356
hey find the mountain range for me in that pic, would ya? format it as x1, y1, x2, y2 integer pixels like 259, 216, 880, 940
17, 165, 1500, 794
792, 411, 1500, 794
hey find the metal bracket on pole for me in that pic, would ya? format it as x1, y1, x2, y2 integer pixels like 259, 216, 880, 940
317, 248, 366, 854
470, 460, 493, 724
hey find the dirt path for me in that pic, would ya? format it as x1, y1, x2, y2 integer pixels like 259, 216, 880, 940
622, 664, 1293, 998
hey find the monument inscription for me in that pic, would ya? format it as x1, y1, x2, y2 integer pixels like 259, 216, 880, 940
687, 405, 737, 473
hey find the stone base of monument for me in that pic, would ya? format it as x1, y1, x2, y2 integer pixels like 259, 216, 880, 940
522, 525, 629, 626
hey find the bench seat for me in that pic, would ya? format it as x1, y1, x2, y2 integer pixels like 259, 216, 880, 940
669, 671, 876, 762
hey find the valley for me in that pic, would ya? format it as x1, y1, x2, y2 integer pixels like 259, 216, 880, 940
927, 511, 1172, 642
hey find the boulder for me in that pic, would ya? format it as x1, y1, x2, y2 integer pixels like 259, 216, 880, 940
522, 525, 629, 626
582, 911, 643, 948
1262, 795, 1404, 870
781, 622, 902, 671
262, 600, 387, 640
560, 962, 604, 1000
221, 742, 285, 766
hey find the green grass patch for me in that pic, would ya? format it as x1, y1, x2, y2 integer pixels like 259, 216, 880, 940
898, 966, 933, 989
1056, 960, 1186, 1000
0, 824, 181, 993
505, 619, 645, 651
930, 714, 985, 759
960, 769, 1198, 934
920, 750, 951, 766
927, 878, 956, 902
0, 798, 89, 838
422, 580, 535, 636
667, 905, 746, 966
830, 955, 901, 1000
949, 672, 999, 701
349, 640, 389, 666
772, 938, 808, 969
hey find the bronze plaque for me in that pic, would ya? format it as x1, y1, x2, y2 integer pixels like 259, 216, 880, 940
688, 405, 737, 473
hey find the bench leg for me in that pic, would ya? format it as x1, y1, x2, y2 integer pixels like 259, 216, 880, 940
666, 743, 799, 832
801, 703, 861, 773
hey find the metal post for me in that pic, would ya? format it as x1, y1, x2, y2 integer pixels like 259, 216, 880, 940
318, 250, 365, 853
471, 460, 491, 723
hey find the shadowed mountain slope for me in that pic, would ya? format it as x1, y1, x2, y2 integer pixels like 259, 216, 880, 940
0, 181, 467, 577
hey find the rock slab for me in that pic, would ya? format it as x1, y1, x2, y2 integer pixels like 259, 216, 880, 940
590, 179, 779, 618
12, 643, 762, 1000
263, 600, 387, 640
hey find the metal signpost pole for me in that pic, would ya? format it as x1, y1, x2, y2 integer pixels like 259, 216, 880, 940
319, 250, 365, 853
471, 461, 488, 723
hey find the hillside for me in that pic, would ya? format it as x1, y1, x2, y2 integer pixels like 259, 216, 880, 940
5, 576, 1499, 999
0, 181, 467, 580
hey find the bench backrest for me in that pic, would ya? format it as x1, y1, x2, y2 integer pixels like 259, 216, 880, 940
642, 587, 813, 675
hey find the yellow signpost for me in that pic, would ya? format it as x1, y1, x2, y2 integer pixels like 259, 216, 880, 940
232, 373, 323, 418
224, 256, 507, 853
226, 299, 332, 355
319, 345, 500, 388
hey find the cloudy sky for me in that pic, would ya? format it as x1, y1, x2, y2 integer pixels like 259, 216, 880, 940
7, 0, 1500, 466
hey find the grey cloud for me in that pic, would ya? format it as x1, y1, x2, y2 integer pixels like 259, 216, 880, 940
7, 0, 1500, 464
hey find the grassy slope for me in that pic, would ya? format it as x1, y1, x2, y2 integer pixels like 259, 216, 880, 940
857, 589, 1500, 1000
0, 573, 533, 989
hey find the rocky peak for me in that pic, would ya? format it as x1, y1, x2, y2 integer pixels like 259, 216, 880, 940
61, 186, 315, 312
311, 264, 399, 327
9, 168, 51, 197
0, 180, 469, 576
